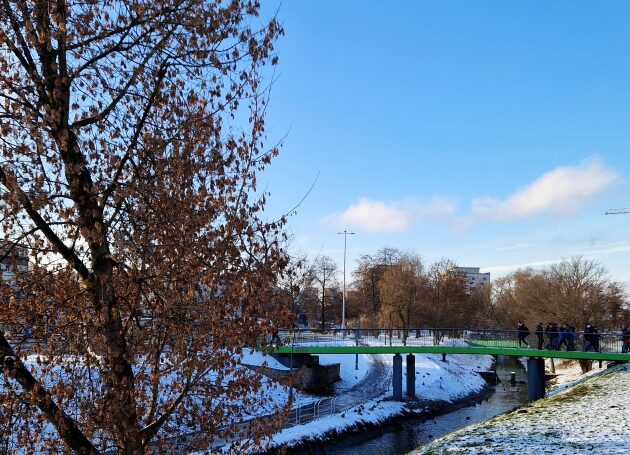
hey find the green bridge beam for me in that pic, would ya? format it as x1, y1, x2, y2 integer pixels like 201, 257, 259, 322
268, 345, 630, 362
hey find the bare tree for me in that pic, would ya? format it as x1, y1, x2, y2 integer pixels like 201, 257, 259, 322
425, 259, 468, 330
0, 1, 289, 453
490, 269, 556, 328
550, 257, 610, 329
312, 256, 338, 332
378, 253, 426, 345
276, 254, 318, 325
352, 247, 401, 329
488, 257, 628, 331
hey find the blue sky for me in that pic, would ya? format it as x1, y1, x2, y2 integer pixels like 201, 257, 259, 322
258, 1, 630, 284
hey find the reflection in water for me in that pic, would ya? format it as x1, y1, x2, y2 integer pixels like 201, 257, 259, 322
324, 356, 529, 455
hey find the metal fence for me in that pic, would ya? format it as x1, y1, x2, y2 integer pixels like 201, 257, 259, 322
283, 361, 392, 427
273, 327, 630, 354
284, 397, 339, 426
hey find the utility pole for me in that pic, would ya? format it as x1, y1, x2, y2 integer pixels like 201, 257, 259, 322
337, 230, 355, 334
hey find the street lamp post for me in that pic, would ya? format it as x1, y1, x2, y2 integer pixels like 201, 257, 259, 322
337, 230, 355, 334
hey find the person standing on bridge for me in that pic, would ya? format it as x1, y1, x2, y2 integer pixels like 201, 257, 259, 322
517, 321, 530, 347
269, 325, 281, 347
621, 324, 630, 353
535, 322, 544, 349
545, 322, 558, 350
566, 325, 576, 351
592, 325, 600, 351
557, 323, 567, 350
583, 324, 595, 352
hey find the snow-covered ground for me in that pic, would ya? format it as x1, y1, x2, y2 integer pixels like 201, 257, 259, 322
402, 353, 493, 402
240, 349, 372, 403
8, 337, 499, 453
416, 362, 630, 454
270, 398, 406, 448
546, 358, 607, 395
267, 347, 495, 450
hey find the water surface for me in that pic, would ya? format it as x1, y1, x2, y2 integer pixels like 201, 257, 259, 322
322, 356, 528, 455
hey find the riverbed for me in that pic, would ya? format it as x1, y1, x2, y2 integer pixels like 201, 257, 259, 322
314, 356, 529, 454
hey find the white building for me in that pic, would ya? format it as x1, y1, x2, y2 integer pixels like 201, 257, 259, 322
1, 242, 29, 284
456, 267, 490, 290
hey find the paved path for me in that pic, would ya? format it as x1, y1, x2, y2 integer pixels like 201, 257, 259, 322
284, 352, 391, 426
169, 352, 391, 453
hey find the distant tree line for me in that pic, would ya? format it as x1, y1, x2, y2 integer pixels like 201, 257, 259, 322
276, 250, 629, 336
349, 248, 489, 342
489, 257, 629, 332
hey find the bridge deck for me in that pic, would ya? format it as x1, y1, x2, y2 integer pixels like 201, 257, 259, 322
266, 328, 630, 362
272, 344, 630, 361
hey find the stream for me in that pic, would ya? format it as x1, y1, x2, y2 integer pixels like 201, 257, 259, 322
318, 356, 529, 454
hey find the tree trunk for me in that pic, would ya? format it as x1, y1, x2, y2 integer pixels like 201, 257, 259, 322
94, 267, 143, 452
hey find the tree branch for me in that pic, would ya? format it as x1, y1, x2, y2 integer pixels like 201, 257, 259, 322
0, 166, 91, 280
0, 332, 99, 454
71, 30, 174, 129
102, 61, 169, 215
140, 373, 193, 445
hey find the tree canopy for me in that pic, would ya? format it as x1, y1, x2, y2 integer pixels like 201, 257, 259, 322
0, 1, 290, 453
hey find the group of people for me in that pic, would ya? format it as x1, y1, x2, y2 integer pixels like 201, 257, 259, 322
517, 321, 602, 352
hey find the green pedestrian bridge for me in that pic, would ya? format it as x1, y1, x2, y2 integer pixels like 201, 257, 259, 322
266, 328, 630, 402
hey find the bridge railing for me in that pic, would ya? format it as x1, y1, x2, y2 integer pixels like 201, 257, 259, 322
272, 328, 628, 354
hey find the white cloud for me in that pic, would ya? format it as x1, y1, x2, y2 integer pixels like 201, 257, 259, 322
472, 159, 620, 220
321, 196, 457, 233
417, 196, 458, 218
322, 198, 409, 232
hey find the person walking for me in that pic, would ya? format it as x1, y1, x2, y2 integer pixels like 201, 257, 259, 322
551, 322, 560, 350
545, 322, 554, 350
622, 324, 630, 353
558, 323, 567, 350
592, 325, 600, 352
583, 324, 594, 352
517, 321, 530, 347
546, 322, 559, 350
535, 322, 544, 349
566, 325, 576, 351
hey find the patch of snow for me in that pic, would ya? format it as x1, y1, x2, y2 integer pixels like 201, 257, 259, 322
416, 363, 630, 454
317, 352, 371, 392
546, 358, 609, 396
265, 350, 495, 451
268, 398, 406, 448
404, 353, 493, 402
240, 349, 290, 370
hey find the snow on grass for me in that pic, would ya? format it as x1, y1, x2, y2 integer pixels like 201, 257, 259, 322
546, 358, 608, 396
405, 353, 493, 402
416, 363, 630, 454
318, 352, 371, 392
266, 348, 495, 450
362, 336, 494, 400
269, 398, 407, 448
240, 349, 291, 370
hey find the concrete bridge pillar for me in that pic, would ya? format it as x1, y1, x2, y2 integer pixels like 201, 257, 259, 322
406, 354, 416, 398
527, 357, 546, 402
393, 353, 403, 400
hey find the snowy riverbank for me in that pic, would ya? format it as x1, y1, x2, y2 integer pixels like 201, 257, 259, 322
264, 352, 495, 452
416, 361, 628, 454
